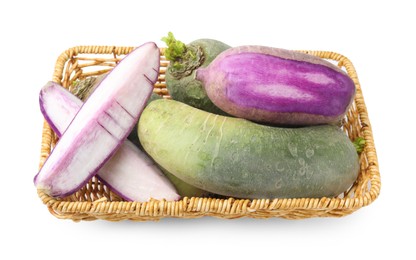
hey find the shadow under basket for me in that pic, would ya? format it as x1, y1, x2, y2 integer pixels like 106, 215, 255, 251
37, 45, 380, 221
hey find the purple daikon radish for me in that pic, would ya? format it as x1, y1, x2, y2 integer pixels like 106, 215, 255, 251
35, 42, 161, 198
196, 46, 356, 126
39, 81, 180, 201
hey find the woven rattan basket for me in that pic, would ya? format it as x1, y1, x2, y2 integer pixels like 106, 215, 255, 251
37, 45, 380, 221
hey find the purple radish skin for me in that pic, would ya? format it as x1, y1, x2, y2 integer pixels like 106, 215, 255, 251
196, 46, 356, 126
35, 42, 160, 198
39, 82, 180, 201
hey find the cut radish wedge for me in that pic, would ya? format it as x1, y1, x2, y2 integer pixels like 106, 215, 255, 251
39, 81, 180, 201
35, 42, 164, 198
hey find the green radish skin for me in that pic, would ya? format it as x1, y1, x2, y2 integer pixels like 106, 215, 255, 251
145, 97, 215, 198
138, 99, 360, 199
137, 94, 216, 197
129, 92, 164, 150
159, 166, 215, 198
162, 32, 231, 115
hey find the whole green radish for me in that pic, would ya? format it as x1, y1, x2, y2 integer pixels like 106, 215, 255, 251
162, 32, 230, 115
138, 99, 360, 199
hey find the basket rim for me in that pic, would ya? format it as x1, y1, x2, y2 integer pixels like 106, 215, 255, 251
37, 45, 381, 221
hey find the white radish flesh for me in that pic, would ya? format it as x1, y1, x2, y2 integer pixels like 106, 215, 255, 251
35, 42, 161, 197
39, 81, 180, 201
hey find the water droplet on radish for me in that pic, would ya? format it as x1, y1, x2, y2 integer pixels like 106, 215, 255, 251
275, 162, 285, 172
306, 148, 314, 158
275, 179, 282, 189
288, 142, 298, 157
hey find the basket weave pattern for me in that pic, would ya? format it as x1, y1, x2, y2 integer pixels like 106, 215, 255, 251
37, 46, 380, 221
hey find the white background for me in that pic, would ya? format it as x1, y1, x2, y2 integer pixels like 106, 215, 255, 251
1, 0, 414, 259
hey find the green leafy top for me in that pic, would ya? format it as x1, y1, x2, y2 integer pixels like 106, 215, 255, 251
161, 32, 204, 79
161, 32, 187, 65
353, 137, 366, 154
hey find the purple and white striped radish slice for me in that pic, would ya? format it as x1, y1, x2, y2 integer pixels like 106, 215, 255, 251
35, 42, 162, 198
38, 82, 180, 201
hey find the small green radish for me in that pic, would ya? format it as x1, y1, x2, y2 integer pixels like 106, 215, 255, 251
162, 32, 230, 115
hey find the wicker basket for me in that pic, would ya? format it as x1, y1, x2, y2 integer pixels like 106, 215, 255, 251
37, 45, 380, 221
